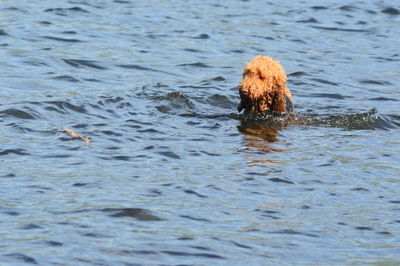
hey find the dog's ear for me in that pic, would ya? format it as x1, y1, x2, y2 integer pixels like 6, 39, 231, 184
271, 76, 287, 112
256, 68, 265, 80
243, 69, 250, 78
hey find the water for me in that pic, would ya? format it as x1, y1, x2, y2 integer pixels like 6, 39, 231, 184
1, 0, 400, 264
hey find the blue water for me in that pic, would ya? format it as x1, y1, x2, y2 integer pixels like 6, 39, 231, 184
1, 1, 400, 265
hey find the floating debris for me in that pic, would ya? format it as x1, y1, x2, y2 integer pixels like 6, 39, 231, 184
63, 128, 92, 143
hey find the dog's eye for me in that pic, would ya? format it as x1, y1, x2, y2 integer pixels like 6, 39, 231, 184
257, 70, 265, 80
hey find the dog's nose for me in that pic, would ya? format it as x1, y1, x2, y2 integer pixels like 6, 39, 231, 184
238, 86, 248, 95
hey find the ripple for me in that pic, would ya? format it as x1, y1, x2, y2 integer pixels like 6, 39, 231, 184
4, 253, 37, 264
311, 25, 374, 33
0, 149, 30, 156
43, 36, 83, 43
63, 59, 107, 70
44, 7, 89, 15
382, 7, 400, 15
161, 250, 224, 259
0, 29, 9, 36
52, 75, 80, 82
102, 208, 163, 221
0, 108, 40, 119
178, 62, 211, 68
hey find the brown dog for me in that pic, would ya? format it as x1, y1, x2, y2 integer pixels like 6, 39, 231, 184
237, 56, 294, 114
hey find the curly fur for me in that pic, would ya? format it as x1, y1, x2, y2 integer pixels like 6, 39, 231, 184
237, 56, 294, 113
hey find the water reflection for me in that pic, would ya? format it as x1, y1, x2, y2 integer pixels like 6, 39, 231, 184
237, 120, 284, 165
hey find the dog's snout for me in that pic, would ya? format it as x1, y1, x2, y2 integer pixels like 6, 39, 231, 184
238, 85, 249, 96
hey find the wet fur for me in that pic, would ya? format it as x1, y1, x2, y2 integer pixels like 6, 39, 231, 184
238, 56, 294, 114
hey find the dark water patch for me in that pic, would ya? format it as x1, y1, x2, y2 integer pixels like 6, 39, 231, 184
311, 25, 373, 33
1, 173, 16, 178
236, 109, 398, 131
180, 215, 210, 222
0, 149, 30, 156
193, 33, 210, 39
158, 151, 181, 159
270, 229, 319, 238
313, 110, 399, 130
114, 0, 132, 4
339, 5, 358, 12
117, 64, 175, 76
44, 7, 89, 15
73, 183, 90, 187
373, 55, 400, 62
308, 93, 348, 99
121, 249, 157, 256
200, 150, 221, 156
191, 245, 212, 251
269, 178, 294, 184
206, 94, 236, 109
184, 189, 207, 198
311, 6, 328, 10
231, 241, 252, 249
44, 241, 63, 247
178, 62, 211, 68
39, 21, 52, 25
0, 108, 40, 119
111, 155, 132, 161
43, 36, 83, 43
45, 101, 88, 114
0, 29, 9, 36
63, 59, 107, 70
20, 223, 42, 230
201, 76, 226, 84
351, 187, 370, 192
358, 79, 392, 85
102, 208, 162, 221
177, 237, 194, 241
289, 71, 308, 77
82, 232, 110, 238
231, 49, 245, 53
369, 97, 398, 102
355, 226, 374, 231
255, 209, 280, 214
101, 130, 122, 136
382, 7, 400, 15
61, 30, 77, 34
154, 91, 195, 114
52, 75, 80, 82
183, 48, 204, 53
4, 253, 37, 264
161, 250, 224, 259
2, 210, 20, 216
117, 64, 155, 71
297, 18, 319, 23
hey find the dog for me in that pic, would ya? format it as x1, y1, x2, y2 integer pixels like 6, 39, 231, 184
237, 56, 294, 114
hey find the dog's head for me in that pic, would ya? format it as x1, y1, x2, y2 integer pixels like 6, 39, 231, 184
237, 56, 294, 113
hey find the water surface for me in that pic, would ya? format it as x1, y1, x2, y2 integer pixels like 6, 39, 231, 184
1, 0, 400, 265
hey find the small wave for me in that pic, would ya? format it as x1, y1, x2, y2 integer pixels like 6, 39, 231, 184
44, 7, 89, 15
311, 25, 374, 33
0, 108, 41, 119
102, 208, 162, 221
232, 109, 398, 131
43, 36, 83, 43
305, 109, 399, 130
178, 62, 211, 68
382, 7, 400, 15
153, 91, 196, 114
63, 59, 107, 70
